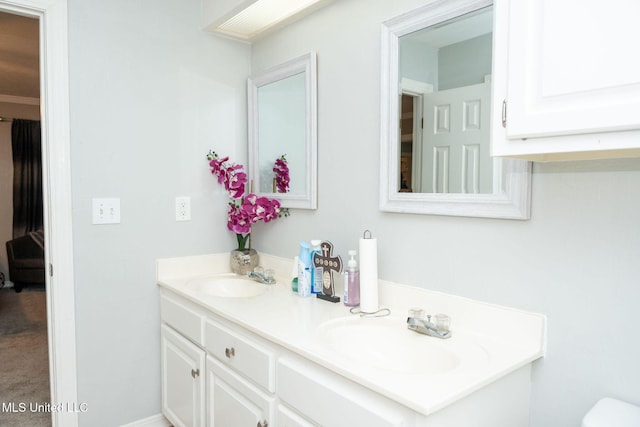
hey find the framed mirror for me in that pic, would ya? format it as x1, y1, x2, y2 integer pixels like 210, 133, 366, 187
380, 0, 531, 219
248, 52, 318, 209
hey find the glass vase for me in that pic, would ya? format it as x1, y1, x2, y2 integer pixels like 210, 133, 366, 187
230, 248, 258, 275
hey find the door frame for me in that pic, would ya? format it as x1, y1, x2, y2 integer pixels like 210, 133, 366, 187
400, 77, 432, 193
0, 0, 78, 426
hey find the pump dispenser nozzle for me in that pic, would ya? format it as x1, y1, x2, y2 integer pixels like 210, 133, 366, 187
348, 250, 357, 268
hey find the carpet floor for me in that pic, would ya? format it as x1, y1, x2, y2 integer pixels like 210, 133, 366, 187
0, 285, 51, 427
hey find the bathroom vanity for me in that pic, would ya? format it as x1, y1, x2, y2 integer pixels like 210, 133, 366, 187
157, 254, 545, 427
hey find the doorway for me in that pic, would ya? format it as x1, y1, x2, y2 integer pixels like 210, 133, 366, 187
0, 12, 49, 426
399, 93, 421, 193
0, 1, 78, 426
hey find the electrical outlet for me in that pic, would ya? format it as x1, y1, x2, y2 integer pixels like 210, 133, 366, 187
175, 196, 191, 221
92, 198, 120, 224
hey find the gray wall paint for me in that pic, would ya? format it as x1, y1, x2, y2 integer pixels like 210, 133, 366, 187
438, 33, 492, 90
251, 1, 640, 426
400, 39, 438, 89
400, 33, 492, 92
67, 0, 250, 424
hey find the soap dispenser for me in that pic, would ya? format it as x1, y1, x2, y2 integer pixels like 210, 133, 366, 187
343, 250, 360, 307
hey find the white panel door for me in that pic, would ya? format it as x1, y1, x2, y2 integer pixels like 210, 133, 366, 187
422, 80, 492, 193
504, 0, 640, 138
161, 325, 206, 427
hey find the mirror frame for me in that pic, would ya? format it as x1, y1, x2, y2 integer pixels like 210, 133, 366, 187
248, 52, 318, 209
379, 0, 531, 219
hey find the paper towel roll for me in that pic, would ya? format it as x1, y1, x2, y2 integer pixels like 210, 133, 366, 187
359, 232, 378, 313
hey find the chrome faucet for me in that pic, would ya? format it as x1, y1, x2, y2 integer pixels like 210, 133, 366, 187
247, 268, 276, 285
406, 311, 451, 339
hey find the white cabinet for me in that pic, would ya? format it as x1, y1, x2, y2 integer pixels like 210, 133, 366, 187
492, 0, 640, 161
160, 291, 275, 427
161, 324, 206, 427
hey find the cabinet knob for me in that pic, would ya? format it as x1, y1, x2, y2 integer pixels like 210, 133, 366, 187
257, 421, 268, 427
191, 368, 199, 378
225, 347, 235, 358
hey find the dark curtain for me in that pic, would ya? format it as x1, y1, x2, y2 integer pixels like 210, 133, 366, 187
11, 119, 43, 238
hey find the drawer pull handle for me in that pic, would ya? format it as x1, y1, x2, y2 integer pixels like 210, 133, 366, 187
191, 368, 199, 378
257, 421, 268, 427
501, 99, 507, 128
225, 347, 235, 358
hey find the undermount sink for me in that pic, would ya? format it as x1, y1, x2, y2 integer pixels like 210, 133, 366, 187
186, 274, 269, 298
315, 316, 466, 375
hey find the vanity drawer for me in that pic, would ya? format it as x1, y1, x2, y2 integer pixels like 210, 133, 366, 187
277, 404, 317, 427
160, 293, 205, 346
205, 318, 275, 393
277, 356, 413, 427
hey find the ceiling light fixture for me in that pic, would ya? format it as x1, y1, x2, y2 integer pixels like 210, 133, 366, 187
205, 0, 329, 42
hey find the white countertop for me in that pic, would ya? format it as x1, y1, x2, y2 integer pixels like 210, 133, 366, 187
157, 253, 546, 417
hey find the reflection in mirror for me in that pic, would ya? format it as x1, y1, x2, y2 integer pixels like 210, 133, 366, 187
399, 7, 493, 194
257, 72, 306, 194
380, 0, 531, 219
249, 52, 317, 209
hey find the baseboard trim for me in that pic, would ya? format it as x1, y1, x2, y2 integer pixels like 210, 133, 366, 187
120, 413, 171, 427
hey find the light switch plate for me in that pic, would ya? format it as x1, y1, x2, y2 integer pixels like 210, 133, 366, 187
92, 198, 121, 224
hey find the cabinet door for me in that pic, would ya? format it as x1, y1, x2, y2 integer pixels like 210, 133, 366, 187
505, 0, 640, 138
206, 355, 274, 427
492, 0, 640, 159
161, 324, 206, 427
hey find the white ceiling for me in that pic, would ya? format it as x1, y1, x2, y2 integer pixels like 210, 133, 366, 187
0, 11, 39, 100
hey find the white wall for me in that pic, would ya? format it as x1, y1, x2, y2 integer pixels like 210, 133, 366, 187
250, 1, 640, 426
67, 0, 250, 424
0, 102, 40, 282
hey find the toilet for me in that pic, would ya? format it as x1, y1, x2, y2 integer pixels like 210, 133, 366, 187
582, 398, 640, 427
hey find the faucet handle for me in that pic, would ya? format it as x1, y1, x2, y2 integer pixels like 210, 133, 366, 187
408, 308, 424, 319
434, 314, 451, 333
265, 269, 275, 282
